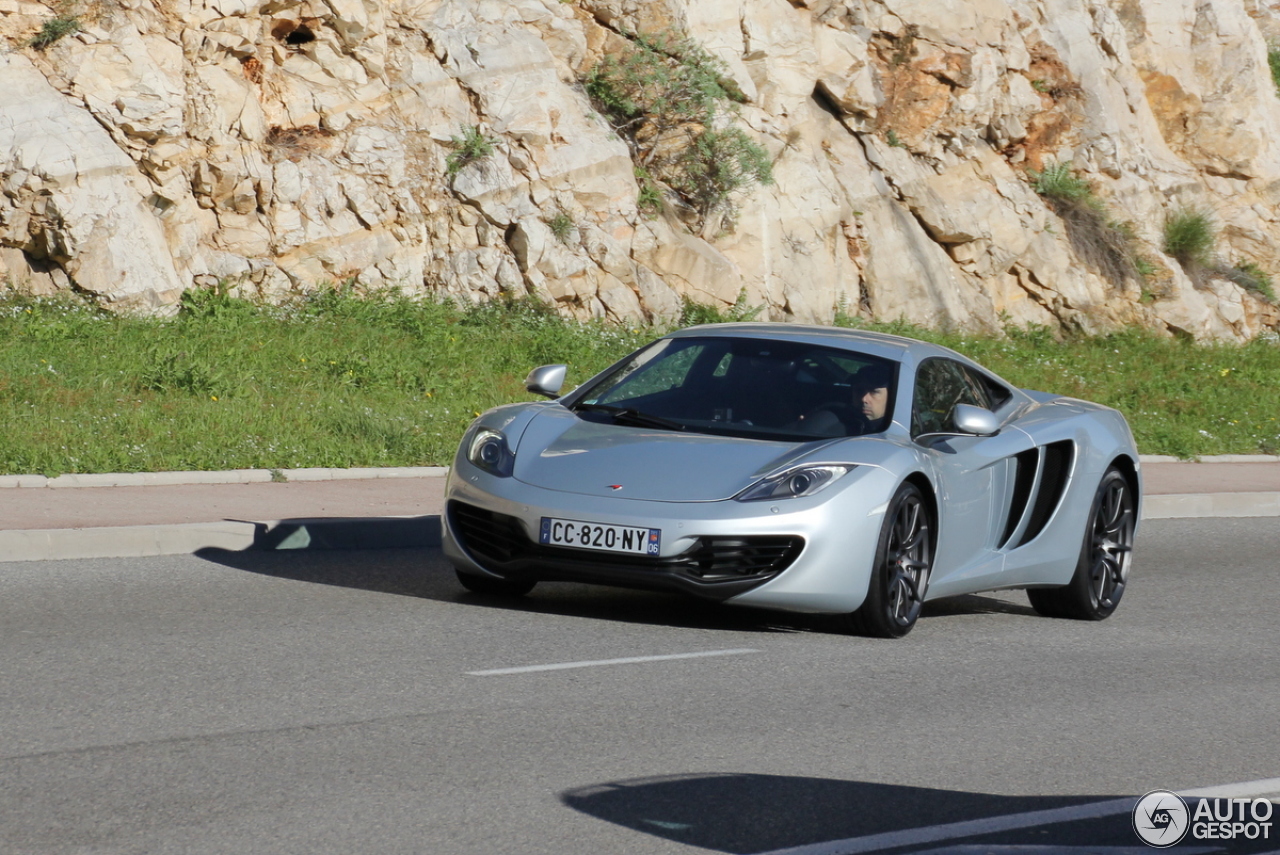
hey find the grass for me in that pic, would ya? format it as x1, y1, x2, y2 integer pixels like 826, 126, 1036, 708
1031, 163, 1092, 202
1, 289, 1277, 476
445, 125, 496, 178
834, 317, 1280, 459
548, 212, 576, 245
635, 167, 663, 217
0, 288, 650, 476
1163, 206, 1216, 268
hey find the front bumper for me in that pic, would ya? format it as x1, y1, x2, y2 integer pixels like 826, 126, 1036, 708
442, 463, 898, 614
449, 499, 804, 600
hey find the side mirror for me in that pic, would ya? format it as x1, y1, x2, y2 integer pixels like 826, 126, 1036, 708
525, 364, 567, 399
952, 403, 1000, 436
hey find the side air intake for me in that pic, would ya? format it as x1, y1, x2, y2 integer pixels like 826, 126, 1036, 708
1014, 440, 1075, 548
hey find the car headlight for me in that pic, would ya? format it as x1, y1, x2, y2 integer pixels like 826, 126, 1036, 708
736, 464, 853, 502
467, 428, 515, 477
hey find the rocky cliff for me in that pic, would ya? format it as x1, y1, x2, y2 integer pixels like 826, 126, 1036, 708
3, 0, 1280, 339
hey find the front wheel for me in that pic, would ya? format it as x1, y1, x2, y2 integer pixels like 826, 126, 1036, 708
455, 569, 536, 598
1028, 467, 1134, 620
842, 482, 934, 638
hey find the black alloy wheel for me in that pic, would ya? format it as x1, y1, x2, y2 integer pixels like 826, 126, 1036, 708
1028, 466, 1134, 620
455, 569, 537, 598
845, 482, 933, 638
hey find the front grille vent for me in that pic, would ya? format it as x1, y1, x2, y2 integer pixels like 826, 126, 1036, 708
681, 538, 802, 580
451, 502, 525, 564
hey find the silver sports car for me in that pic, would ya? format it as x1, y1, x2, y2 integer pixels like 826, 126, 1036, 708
442, 323, 1140, 637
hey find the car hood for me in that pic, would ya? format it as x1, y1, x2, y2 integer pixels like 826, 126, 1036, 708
512, 407, 831, 502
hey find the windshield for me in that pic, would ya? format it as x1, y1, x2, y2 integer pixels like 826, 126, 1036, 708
569, 336, 899, 441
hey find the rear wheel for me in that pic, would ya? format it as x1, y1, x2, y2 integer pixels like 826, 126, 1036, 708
1028, 467, 1134, 620
844, 482, 933, 638
455, 569, 536, 598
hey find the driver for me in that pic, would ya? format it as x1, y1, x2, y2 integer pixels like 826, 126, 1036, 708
792, 363, 893, 436
854, 364, 892, 430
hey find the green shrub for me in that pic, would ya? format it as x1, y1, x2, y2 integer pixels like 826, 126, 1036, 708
179, 282, 262, 323
445, 125, 496, 178
1030, 162, 1144, 286
28, 15, 79, 49
140, 350, 229, 398
1269, 45, 1280, 96
635, 167, 663, 217
548, 211, 575, 244
674, 127, 773, 225
1031, 162, 1092, 202
584, 29, 738, 130
1163, 207, 1216, 268
584, 28, 769, 230
678, 289, 762, 326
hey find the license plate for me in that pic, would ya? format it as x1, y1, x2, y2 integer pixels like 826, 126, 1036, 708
539, 517, 661, 556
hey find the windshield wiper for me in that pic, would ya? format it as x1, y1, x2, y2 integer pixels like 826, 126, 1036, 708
573, 403, 687, 431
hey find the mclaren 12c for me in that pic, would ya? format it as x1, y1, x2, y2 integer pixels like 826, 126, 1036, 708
442, 323, 1141, 637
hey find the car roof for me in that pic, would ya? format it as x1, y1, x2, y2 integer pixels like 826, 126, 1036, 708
667, 322, 961, 364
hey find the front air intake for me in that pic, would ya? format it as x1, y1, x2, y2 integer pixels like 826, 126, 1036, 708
448, 501, 804, 592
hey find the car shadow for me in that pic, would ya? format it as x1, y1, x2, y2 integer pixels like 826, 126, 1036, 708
224, 513, 442, 552
560, 773, 1133, 854
194, 514, 1038, 632
193, 515, 809, 634
923, 592, 1040, 618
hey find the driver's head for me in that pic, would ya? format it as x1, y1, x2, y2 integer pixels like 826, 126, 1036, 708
854, 364, 892, 423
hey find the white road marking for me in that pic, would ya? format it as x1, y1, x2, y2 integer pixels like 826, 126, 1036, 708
466, 648, 760, 676
910, 847, 1215, 855
756, 776, 1280, 855
1182, 777, 1280, 799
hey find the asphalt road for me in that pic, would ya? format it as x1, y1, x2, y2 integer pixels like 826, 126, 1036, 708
2, 518, 1278, 855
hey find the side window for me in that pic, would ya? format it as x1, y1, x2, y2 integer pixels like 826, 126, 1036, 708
912, 358, 986, 437
970, 369, 1012, 410
955, 365, 993, 410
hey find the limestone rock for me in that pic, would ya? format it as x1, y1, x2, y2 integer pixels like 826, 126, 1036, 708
0, 0, 1277, 339
0, 54, 184, 309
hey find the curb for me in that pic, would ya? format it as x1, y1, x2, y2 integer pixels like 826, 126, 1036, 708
3, 492, 1269, 564
1137, 455, 1280, 519
1141, 492, 1280, 520
1, 457, 1277, 563
1138, 454, 1280, 464
0, 466, 449, 490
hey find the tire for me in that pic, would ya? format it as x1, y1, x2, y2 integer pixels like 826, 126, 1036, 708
1028, 467, 1134, 620
455, 569, 536, 598
843, 482, 934, 638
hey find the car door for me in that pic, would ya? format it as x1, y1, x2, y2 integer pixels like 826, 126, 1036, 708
911, 358, 1037, 597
